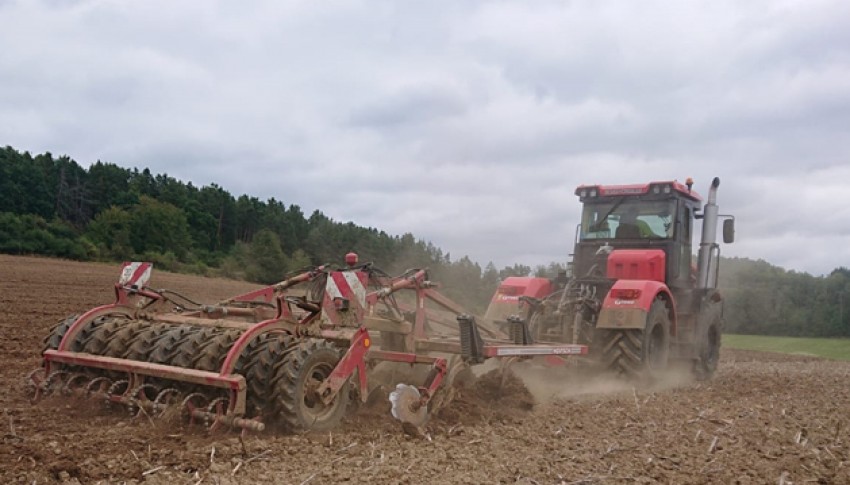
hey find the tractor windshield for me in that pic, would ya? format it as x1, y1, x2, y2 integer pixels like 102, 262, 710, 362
581, 199, 676, 240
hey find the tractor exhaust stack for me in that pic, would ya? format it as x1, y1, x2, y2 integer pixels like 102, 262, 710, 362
697, 177, 721, 289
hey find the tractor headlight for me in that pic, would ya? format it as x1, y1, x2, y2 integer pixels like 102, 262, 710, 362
580, 189, 588, 198
663, 185, 671, 194
589, 188, 597, 197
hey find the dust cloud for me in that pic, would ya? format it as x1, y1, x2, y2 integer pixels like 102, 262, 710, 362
504, 358, 698, 405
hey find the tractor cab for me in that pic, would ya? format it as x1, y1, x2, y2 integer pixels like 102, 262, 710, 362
573, 180, 702, 291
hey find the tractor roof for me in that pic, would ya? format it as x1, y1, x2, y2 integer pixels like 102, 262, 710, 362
575, 180, 702, 202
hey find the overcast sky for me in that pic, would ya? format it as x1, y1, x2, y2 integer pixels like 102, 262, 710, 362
2, 0, 849, 275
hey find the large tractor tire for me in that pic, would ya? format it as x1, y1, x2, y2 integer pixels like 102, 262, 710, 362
42, 314, 80, 353
236, 333, 296, 419
148, 325, 194, 365
103, 320, 147, 358
169, 327, 218, 369
40, 314, 85, 375
274, 339, 348, 432
192, 330, 240, 371
693, 303, 722, 381
123, 323, 169, 362
602, 299, 670, 380
72, 316, 112, 353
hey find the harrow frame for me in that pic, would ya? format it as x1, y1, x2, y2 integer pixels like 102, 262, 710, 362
31, 259, 588, 432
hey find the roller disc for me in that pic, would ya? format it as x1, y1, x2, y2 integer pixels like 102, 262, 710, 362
105, 379, 131, 412
149, 387, 180, 422
206, 397, 229, 432
62, 373, 92, 395
128, 384, 160, 418
42, 371, 69, 395
26, 368, 44, 399
181, 393, 209, 425
86, 377, 113, 397
154, 388, 180, 407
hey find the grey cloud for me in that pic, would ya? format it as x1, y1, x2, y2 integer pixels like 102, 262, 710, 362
348, 87, 468, 128
1, 0, 849, 275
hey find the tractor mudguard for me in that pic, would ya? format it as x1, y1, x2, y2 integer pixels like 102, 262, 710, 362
596, 280, 676, 334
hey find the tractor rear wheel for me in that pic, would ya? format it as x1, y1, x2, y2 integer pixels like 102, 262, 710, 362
693, 304, 722, 381
275, 339, 348, 431
602, 299, 670, 380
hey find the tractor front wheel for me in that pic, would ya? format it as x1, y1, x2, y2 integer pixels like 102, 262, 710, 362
602, 299, 670, 380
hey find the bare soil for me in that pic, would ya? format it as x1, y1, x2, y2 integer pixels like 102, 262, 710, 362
1, 254, 848, 484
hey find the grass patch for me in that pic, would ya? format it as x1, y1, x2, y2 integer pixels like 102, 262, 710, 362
723, 334, 850, 361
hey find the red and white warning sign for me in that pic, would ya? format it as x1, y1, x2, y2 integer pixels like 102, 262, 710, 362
322, 270, 368, 325
119, 262, 152, 288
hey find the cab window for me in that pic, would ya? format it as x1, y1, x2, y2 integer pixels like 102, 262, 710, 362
581, 200, 675, 240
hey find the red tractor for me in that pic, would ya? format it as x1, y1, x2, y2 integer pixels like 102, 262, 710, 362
513, 177, 734, 379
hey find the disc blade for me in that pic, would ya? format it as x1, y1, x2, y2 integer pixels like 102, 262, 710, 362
388, 383, 428, 427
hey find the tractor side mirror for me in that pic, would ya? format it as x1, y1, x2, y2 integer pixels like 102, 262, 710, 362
722, 218, 735, 243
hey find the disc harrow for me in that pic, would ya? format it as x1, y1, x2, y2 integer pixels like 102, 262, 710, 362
29, 258, 589, 434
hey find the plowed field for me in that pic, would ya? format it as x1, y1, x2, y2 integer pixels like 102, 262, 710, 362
1, 255, 848, 484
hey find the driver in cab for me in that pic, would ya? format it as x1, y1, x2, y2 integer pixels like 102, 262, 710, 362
616, 207, 657, 238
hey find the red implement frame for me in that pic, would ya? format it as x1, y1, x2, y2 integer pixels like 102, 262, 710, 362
34, 261, 588, 431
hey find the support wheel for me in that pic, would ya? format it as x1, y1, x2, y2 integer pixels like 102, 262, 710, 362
602, 299, 670, 381
275, 339, 348, 432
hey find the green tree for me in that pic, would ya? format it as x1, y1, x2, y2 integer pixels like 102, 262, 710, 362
0, 147, 54, 218
0, 212, 89, 259
198, 183, 237, 250
87, 161, 136, 213
246, 229, 287, 284
128, 196, 193, 259
86, 206, 134, 259
287, 248, 312, 272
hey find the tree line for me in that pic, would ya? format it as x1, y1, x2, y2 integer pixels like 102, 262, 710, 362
1, 145, 848, 337
719, 258, 850, 337
0, 146, 531, 311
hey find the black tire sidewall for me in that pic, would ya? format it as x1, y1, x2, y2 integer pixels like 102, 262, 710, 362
291, 345, 348, 431
695, 304, 722, 380
642, 300, 671, 374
